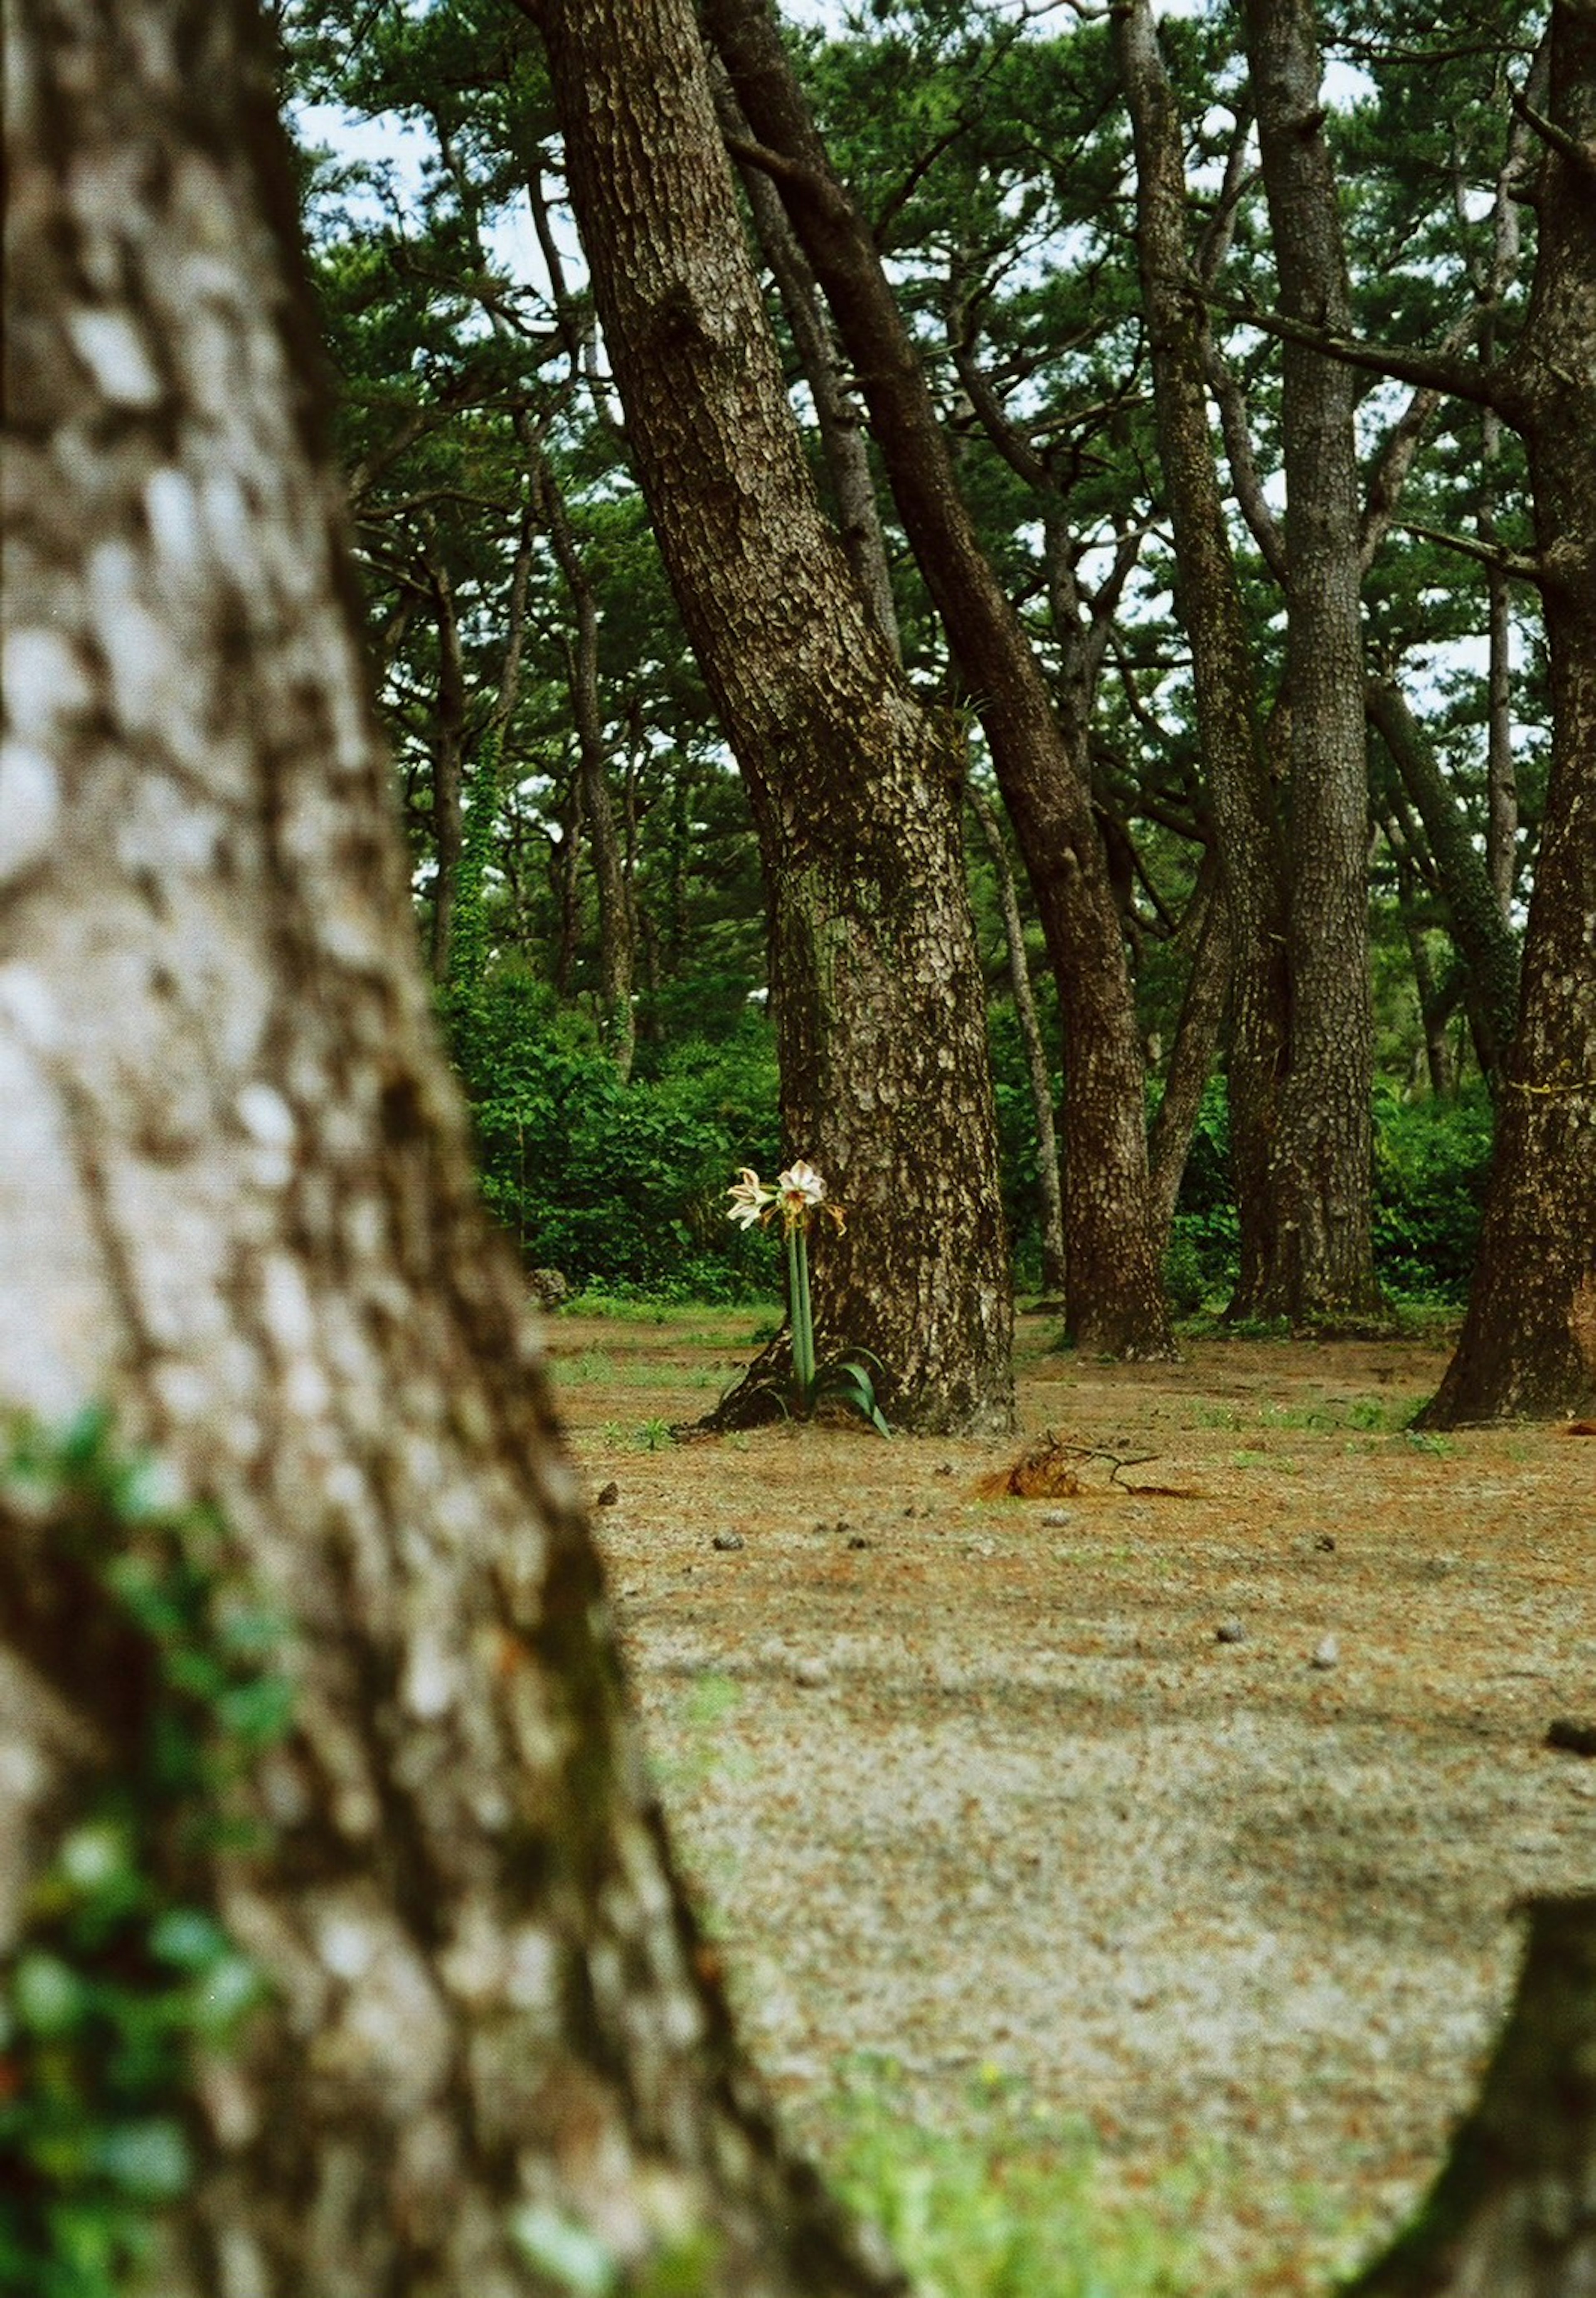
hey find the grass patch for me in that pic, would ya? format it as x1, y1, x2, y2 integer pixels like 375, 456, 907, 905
559, 1348, 616, 1384
819, 2057, 1200, 2298
561, 1292, 782, 1344
559, 1291, 689, 1325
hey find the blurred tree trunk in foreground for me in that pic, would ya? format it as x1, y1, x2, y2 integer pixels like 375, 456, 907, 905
0, 0, 909, 2288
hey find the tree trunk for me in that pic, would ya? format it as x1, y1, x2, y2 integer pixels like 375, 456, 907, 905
533, 452, 638, 1081
1423, 0, 1596, 1424
970, 787, 1068, 1298
0, 5, 910, 2291
444, 487, 537, 1016
1241, 0, 1382, 1323
1115, 0, 1290, 1313
1483, 408, 1520, 920
426, 541, 469, 982
539, 0, 1013, 1433
1365, 676, 1520, 1090
702, 0, 1176, 1363
1346, 1897, 1596, 2298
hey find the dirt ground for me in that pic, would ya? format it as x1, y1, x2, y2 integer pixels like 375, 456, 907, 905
549, 1306, 1596, 2295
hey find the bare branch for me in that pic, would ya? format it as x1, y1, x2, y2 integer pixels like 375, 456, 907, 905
1394, 516, 1542, 586
721, 129, 847, 219
1511, 88, 1596, 182
1204, 289, 1516, 417
1201, 335, 1288, 583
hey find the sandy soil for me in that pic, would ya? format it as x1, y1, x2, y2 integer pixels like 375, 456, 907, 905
550, 1308, 1596, 2294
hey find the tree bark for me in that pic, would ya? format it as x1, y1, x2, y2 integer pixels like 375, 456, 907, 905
1346, 1897, 1596, 2298
539, 0, 1014, 1433
1474, 39, 1548, 922
1423, 0, 1596, 1424
1115, 0, 1291, 1313
702, 0, 1176, 1362
1481, 391, 1521, 920
0, 3, 910, 2290
1241, 0, 1382, 1322
443, 484, 537, 1015
969, 787, 1068, 1298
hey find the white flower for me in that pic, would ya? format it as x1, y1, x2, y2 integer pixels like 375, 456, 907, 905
726, 1166, 775, 1229
776, 1160, 826, 1223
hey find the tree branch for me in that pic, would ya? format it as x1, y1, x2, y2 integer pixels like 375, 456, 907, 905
1205, 290, 1517, 418
1201, 335, 1288, 584
1510, 87, 1596, 182
721, 129, 847, 220
1394, 516, 1542, 586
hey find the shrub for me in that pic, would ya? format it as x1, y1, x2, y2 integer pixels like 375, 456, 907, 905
447, 969, 781, 1298
1372, 1081, 1494, 1301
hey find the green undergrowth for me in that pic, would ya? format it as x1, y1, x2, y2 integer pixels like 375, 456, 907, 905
817, 2058, 1389, 2298
819, 2058, 1202, 2298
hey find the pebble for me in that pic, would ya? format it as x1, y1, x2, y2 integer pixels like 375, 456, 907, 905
1310, 1635, 1340, 1670
792, 1655, 831, 1689
1216, 1618, 1246, 1645
1041, 1509, 1073, 1528
712, 1531, 744, 1552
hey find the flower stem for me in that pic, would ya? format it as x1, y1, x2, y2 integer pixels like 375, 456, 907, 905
788, 1222, 816, 1412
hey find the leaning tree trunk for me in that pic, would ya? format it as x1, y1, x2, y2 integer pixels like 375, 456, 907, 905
0, 3, 911, 2291
1242, 0, 1382, 1323
1364, 675, 1521, 1089
1422, 0, 1596, 1424
970, 787, 1069, 1299
701, 0, 1175, 1363
540, 0, 1013, 1434
724, 91, 903, 659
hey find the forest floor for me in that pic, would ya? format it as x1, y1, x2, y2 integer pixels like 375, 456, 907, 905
550, 1304, 1596, 2296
